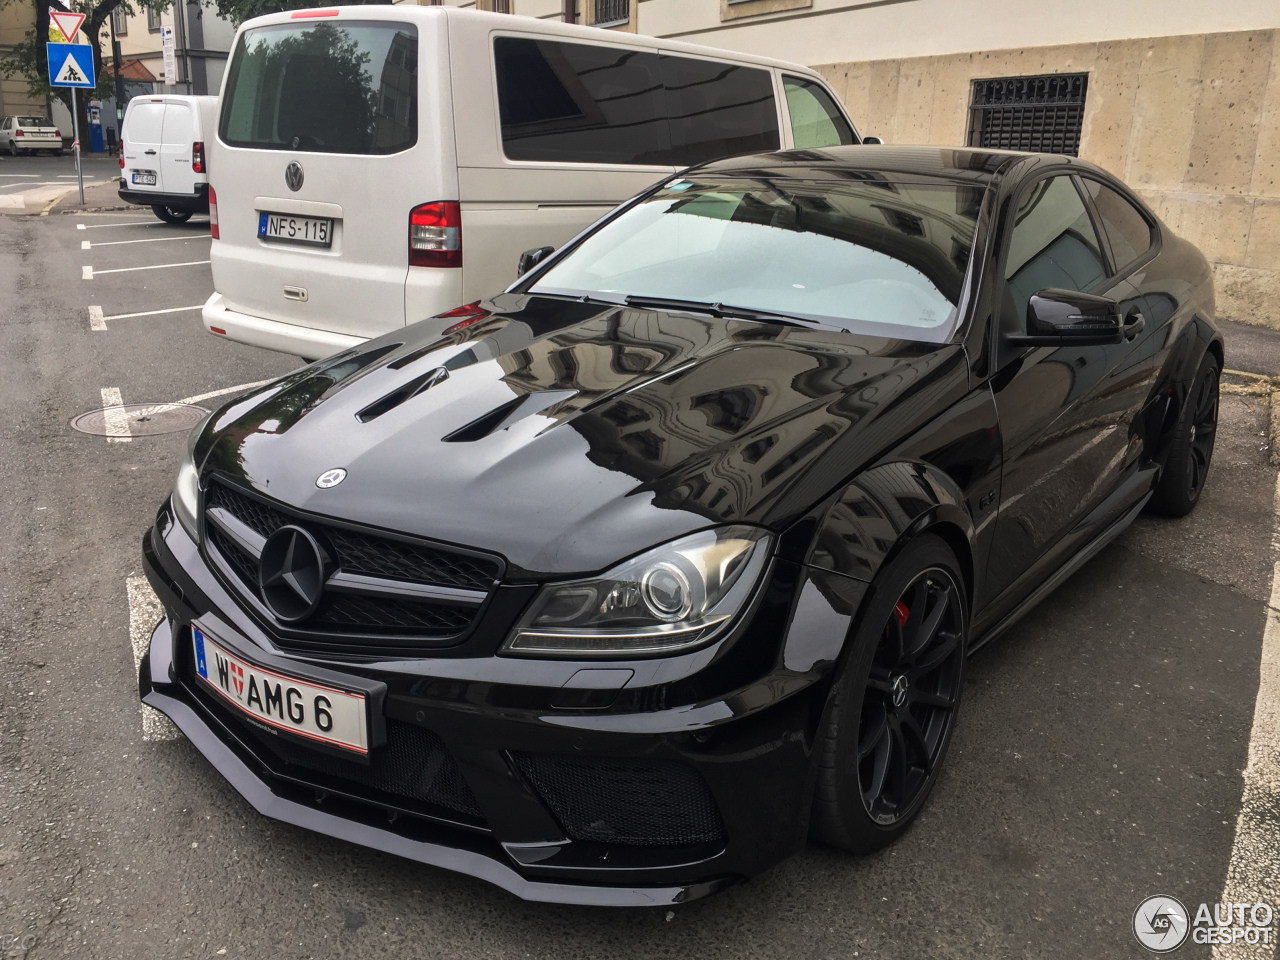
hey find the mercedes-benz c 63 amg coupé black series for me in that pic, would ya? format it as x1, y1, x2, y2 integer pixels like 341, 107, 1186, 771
140, 146, 1222, 906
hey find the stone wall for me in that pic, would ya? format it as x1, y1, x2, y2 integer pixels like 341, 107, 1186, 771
815, 29, 1280, 328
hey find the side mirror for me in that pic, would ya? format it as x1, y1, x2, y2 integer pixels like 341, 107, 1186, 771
862, 136, 883, 145
1007, 288, 1123, 347
517, 245, 555, 277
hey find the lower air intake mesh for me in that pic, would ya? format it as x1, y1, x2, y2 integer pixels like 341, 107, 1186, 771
244, 715, 483, 819
511, 753, 725, 846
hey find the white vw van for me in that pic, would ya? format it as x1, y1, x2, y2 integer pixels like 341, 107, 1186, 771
119, 94, 216, 223
203, 6, 863, 360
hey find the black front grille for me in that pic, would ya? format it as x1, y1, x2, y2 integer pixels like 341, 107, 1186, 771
324, 527, 497, 590
968, 73, 1088, 156
314, 592, 476, 634
511, 753, 725, 846
203, 479, 502, 649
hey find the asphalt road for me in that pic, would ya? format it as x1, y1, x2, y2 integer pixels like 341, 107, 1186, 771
0, 208, 1277, 959
0, 153, 119, 204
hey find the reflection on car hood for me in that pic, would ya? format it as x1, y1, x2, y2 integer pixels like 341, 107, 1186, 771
201, 295, 967, 576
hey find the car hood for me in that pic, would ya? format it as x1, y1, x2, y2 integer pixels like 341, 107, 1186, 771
201, 295, 967, 577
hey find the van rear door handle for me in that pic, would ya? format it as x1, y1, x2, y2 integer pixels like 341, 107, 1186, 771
144, 149, 157, 155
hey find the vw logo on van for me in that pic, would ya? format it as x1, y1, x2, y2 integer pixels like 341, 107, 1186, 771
284, 161, 304, 192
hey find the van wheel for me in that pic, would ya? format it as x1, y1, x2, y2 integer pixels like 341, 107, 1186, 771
152, 205, 193, 224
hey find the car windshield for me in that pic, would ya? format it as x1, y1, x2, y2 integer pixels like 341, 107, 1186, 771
530, 177, 986, 341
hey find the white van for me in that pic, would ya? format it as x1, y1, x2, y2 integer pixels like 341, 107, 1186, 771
203, 7, 864, 360
119, 94, 216, 223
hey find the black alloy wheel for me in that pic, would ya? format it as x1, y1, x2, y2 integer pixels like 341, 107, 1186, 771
152, 204, 193, 224
858, 567, 964, 825
1149, 352, 1220, 516
811, 534, 967, 853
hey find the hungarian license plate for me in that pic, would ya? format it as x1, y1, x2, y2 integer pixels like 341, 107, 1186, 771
259, 212, 333, 247
131, 171, 157, 186
192, 626, 369, 754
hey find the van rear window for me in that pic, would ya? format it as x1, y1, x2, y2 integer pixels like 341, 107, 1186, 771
220, 21, 417, 155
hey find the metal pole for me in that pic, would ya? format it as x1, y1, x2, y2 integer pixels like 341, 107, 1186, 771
72, 86, 84, 204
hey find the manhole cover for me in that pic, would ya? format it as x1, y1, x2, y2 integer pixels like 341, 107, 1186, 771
71, 402, 209, 437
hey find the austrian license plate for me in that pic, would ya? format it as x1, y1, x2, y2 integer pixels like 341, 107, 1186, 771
192, 626, 369, 754
131, 171, 157, 186
258, 212, 333, 247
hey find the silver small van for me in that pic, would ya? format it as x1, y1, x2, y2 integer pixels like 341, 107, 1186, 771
204, 6, 864, 359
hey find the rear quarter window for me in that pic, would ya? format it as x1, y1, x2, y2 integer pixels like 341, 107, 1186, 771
220, 21, 418, 155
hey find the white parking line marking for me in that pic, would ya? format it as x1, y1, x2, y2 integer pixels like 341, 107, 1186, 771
178, 378, 277, 406
1213, 469, 1280, 958
80, 219, 206, 230
102, 304, 204, 322
88, 260, 210, 277
82, 235, 208, 249
88, 305, 106, 331
0, 174, 38, 178
100, 387, 131, 443
82, 266, 92, 279
126, 576, 181, 742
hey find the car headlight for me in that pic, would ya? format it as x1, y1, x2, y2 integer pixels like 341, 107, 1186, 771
503, 526, 773, 658
171, 412, 212, 540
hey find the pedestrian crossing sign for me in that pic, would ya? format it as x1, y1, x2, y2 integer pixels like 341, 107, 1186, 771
47, 42, 95, 89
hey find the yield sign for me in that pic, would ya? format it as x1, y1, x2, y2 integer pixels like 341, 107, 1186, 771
50, 11, 86, 44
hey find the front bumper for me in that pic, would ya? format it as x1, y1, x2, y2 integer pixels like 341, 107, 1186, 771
140, 503, 866, 905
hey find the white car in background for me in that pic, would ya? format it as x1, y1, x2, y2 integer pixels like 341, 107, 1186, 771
1, 116, 62, 155
118, 94, 215, 223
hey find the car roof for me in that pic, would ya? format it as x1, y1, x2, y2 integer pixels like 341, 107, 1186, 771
692, 144, 1089, 186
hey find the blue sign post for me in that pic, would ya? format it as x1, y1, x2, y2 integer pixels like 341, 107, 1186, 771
47, 43, 96, 203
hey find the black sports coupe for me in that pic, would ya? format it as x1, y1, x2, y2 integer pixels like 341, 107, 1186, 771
140, 146, 1222, 906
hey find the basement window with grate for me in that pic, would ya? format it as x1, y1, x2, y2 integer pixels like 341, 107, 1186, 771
967, 73, 1088, 156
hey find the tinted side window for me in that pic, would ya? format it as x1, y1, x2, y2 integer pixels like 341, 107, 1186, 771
1004, 175, 1107, 325
1082, 178, 1154, 270
783, 76, 855, 148
661, 56, 779, 165
495, 37, 669, 164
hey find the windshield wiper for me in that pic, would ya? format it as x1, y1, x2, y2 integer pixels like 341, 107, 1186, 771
623, 295, 824, 328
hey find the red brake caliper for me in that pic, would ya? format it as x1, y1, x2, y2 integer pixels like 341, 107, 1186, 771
893, 600, 910, 628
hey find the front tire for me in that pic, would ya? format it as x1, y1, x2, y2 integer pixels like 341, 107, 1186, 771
1148, 352, 1220, 517
152, 204, 193, 224
811, 534, 967, 853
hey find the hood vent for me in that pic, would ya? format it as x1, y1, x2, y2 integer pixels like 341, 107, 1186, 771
442, 389, 577, 443
356, 367, 450, 423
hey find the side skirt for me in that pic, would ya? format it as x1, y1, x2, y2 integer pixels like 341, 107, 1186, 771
968, 490, 1152, 655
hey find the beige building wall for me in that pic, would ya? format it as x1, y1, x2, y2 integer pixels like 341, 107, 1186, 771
812, 29, 1280, 328
0, 0, 46, 118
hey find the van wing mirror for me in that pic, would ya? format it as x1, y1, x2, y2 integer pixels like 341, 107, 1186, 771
518, 246, 555, 277
1007, 288, 1123, 347
861, 136, 883, 144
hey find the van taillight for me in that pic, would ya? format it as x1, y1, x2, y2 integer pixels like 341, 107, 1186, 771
409, 202, 462, 268
209, 186, 219, 239
192, 141, 205, 174
119, 156, 124, 169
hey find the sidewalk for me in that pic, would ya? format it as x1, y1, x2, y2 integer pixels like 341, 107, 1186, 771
0, 176, 131, 216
